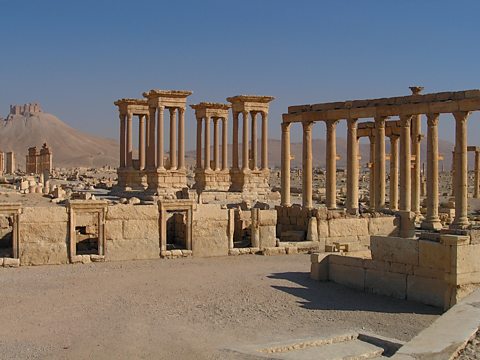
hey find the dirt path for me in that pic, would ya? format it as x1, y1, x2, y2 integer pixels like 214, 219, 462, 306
0, 254, 440, 359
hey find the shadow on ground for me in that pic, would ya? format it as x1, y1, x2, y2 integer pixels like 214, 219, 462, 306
269, 271, 442, 315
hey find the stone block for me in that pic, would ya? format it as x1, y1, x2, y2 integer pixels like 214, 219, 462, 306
365, 269, 407, 299
329, 254, 364, 268
407, 275, 449, 308
3, 257, 20, 267
452, 243, 480, 274
90, 255, 105, 262
21, 206, 67, 223
370, 236, 419, 265
259, 226, 276, 248
262, 247, 286, 256
310, 253, 329, 281
106, 204, 158, 221
105, 220, 124, 240
329, 218, 369, 237
258, 210, 277, 226
192, 219, 228, 257
195, 204, 228, 221
19, 242, 68, 265
285, 246, 298, 255
418, 239, 449, 271
362, 259, 386, 271
368, 216, 398, 236
106, 238, 159, 261
122, 219, 158, 240
329, 263, 365, 291
306, 217, 318, 241
20, 222, 68, 244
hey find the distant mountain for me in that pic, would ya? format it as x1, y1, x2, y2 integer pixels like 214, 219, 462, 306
0, 112, 119, 169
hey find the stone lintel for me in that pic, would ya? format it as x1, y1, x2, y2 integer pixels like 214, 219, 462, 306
190, 102, 230, 119
227, 95, 275, 113
0, 202, 22, 214
114, 98, 149, 115
467, 146, 480, 152
143, 89, 193, 108
284, 89, 480, 123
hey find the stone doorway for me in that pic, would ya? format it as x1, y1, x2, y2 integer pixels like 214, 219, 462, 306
233, 211, 251, 248
0, 215, 14, 258
166, 211, 187, 250
75, 224, 99, 255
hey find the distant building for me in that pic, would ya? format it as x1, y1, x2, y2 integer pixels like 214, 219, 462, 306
25, 143, 52, 174
9, 103, 42, 116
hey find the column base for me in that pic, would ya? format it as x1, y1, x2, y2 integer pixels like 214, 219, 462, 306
421, 219, 443, 231
230, 168, 270, 193
449, 219, 470, 230
194, 169, 231, 192
116, 168, 148, 191
146, 168, 187, 195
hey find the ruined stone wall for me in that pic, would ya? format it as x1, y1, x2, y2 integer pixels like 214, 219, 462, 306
19, 206, 69, 265
311, 234, 480, 310
192, 204, 230, 257
105, 205, 159, 261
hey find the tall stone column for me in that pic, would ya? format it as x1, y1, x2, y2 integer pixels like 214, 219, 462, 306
169, 108, 177, 170
213, 118, 220, 171
126, 112, 133, 168
326, 120, 338, 209
147, 107, 156, 169
399, 115, 412, 212
157, 106, 165, 170
119, 113, 126, 168
261, 111, 268, 170
369, 135, 376, 208
242, 111, 249, 171
475, 151, 480, 199
281, 122, 291, 206
410, 86, 423, 216
346, 118, 359, 214
302, 121, 313, 208
451, 111, 470, 229
422, 113, 442, 230
196, 117, 202, 169
139, 115, 146, 170
222, 117, 228, 171
451, 150, 456, 196
374, 116, 386, 210
204, 116, 211, 170
389, 135, 399, 211
251, 112, 257, 170
178, 108, 185, 170
232, 112, 239, 170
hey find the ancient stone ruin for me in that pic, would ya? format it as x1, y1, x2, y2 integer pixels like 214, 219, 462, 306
3, 87, 480, 311
25, 143, 52, 174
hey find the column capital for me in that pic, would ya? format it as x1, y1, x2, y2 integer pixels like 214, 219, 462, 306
241, 110, 249, 117
281, 122, 291, 131
399, 115, 412, 127
347, 117, 358, 126
427, 113, 440, 127
302, 121, 313, 132
169, 107, 177, 115
157, 105, 165, 111
368, 134, 376, 143
325, 119, 339, 128
453, 111, 470, 123
178, 107, 185, 115
374, 116, 387, 127
389, 134, 399, 142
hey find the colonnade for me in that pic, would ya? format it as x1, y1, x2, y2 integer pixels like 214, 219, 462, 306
231, 110, 269, 171
282, 88, 480, 232
195, 116, 228, 171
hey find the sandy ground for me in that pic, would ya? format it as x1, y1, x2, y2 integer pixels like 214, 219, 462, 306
0, 254, 440, 359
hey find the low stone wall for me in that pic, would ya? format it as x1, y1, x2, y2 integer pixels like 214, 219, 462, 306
311, 233, 480, 310
105, 204, 159, 261
192, 204, 230, 257
20, 206, 69, 265
276, 205, 398, 250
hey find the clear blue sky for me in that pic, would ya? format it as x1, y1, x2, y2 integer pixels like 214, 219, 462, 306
1, 0, 479, 149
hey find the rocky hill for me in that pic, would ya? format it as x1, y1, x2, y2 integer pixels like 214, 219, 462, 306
0, 110, 119, 169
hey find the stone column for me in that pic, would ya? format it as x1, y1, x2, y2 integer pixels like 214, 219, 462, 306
281, 122, 291, 206
204, 116, 211, 170
451, 150, 456, 196
410, 87, 423, 216
213, 118, 220, 171
251, 112, 257, 170
178, 108, 185, 170
147, 107, 156, 168
169, 108, 177, 170
157, 106, 165, 170
222, 118, 228, 171
369, 135, 376, 208
399, 115, 412, 211
374, 116, 386, 210
196, 117, 202, 169
326, 120, 338, 209
261, 111, 268, 170
302, 121, 313, 208
422, 113, 442, 230
451, 111, 470, 229
232, 112, 239, 170
475, 151, 480, 199
346, 118, 359, 214
126, 112, 133, 168
389, 135, 399, 211
119, 113, 126, 168
242, 111, 249, 171
139, 114, 146, 170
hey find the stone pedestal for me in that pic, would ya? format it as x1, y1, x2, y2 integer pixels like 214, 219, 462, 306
146, 168, 187, 195
230, 168, 270, 194
116, 168, 148, 191
195, 169, 231, 192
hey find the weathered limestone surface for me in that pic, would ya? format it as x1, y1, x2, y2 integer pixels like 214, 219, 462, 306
105, 205, 159, 261
192, 204, 229, 257
20, 206, 68, 265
